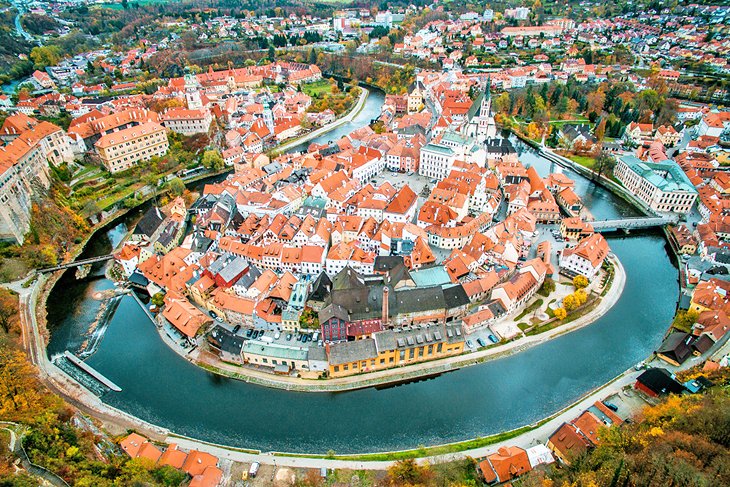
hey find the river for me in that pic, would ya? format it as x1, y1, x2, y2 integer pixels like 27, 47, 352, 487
45, 110, 678, 454
285, 88, 385, 153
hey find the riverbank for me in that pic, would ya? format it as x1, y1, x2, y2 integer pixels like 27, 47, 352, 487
274, 86, 370, 154
145, 255, 625, 392
510, 131, 657, 216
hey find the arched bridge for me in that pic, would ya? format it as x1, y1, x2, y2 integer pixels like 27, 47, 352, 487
590, 216, 679, 232
38, 254, 114, 274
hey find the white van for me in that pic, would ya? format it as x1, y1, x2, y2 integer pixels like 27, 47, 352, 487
249, 462, 260, 478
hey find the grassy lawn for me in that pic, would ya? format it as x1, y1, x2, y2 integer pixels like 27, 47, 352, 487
0, 257, 29, 283
302, 79, 334, 98
515, 298, 543, 321
568, 155, 597, 170
96, 184, 142, 210
276, 422, 544, 461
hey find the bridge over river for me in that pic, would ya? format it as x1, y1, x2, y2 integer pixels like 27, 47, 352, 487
38, 254, 114, 274
590, 215, 679, 232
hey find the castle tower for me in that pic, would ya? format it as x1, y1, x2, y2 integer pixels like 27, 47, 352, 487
263, 100, 275, 133
184, 74, 202, 110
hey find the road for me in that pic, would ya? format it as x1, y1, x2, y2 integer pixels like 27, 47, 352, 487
11, 1, 37, 44
275, 86, 369, 153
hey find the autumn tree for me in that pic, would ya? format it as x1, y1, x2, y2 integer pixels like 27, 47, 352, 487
151, 292, 165, 307
562, 294, 578, 312
30, 46, 62, 69
168, 177, 185, 197
0, 349, 55, 421
593, 150, 616, 179
386, 459, 434, 486
594, 117, 607, 141
573, 275, 589, 290
554, 307, 567, 320
0, 290, 18, 334
672, 309, 699, 333
201, 150, 224, 170
539, 278, 556, 296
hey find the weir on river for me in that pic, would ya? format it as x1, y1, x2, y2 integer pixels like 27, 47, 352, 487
44, 94, 678, 454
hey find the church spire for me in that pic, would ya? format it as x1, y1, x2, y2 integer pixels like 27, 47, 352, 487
485, 75, 491, 99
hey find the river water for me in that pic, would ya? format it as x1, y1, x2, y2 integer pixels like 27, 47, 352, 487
45, 102, 678, 454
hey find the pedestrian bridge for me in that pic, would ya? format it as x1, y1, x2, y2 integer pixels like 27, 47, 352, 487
37, 254, 114, 274
590, 216, 679, 232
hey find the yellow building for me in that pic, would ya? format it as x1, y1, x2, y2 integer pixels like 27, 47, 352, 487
95, 121, 169, 173
327, 323, 465, 378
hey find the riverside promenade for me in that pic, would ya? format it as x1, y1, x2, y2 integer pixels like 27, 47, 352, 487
156, 255, 626, 392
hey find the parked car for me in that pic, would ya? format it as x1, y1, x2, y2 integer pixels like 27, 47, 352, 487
274, 332, 281, 340
476, 337, 487, 347
232, 325, 241, 334
466, 340, 475, 348
245, 329, 253, 338
286, 333, 292, 341
488, 335, 498, 343
249, 462, 260, 478
603, 402, 619, 412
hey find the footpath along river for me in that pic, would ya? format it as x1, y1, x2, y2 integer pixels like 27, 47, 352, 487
45, 108, 678, 454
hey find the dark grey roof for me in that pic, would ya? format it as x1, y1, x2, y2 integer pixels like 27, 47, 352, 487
319, 303, 349, 324
309, 271, 332, 301
327, 269, 466, 322
636, 368, 685, 395
374, 322, 463, 352
384, 262, 412, 288
128, 271, 149, 287
262, 161, 283, 175
190, 194, 217, 212
208, 325, 244, 356
318, 143, 341, 157
692, 334, 714, 353
294, 205, 327, 219
233, 264, 262, 290
307, 345, 327, 362
487, 299, 507, 317
561, 124, 597, 144
396, 124, 427, 136
443, 285, 470, 309
230, 210, 245, 230
134, 206, 165, 238
190, 233, 213, 253
374, 256, 405, 273
156, 220, 180, 248
328, 338, 378, 365
484, 137, 516, 154
656, 331, 694, 364
332, 266, 366, 291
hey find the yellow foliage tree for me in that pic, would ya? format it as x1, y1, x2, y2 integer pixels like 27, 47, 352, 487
0, 348, 57, 421
554, 307, 567, 320
573, 275, 589, 289
563, 294, 578, 311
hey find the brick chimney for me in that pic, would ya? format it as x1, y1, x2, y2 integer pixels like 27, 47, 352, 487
382, 286, 389, 326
